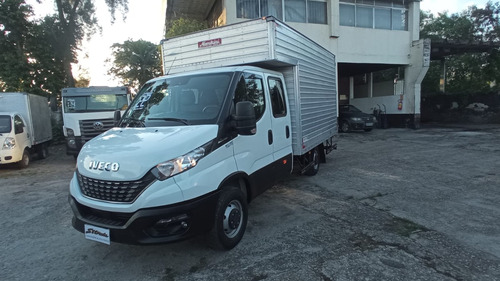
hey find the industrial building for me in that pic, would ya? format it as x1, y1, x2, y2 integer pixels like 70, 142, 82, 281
165, 0, 429, 128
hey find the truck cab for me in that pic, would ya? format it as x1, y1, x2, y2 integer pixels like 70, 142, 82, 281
61, 87, 131, 157
69, 66, 297, 249
0, 113, 31, 167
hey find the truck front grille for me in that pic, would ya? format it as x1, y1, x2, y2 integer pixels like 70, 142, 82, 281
77, 171, 156, 203
79, 118, 115, 142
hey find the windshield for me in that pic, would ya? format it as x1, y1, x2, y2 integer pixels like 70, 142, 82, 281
0, 115, 12, 134
121, 72, 233, 127
63, 94, 129, 113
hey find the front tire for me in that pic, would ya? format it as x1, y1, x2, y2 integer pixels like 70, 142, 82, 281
208, 187, 248, 250
340, 121, 350, 133
17, 149, 30, 169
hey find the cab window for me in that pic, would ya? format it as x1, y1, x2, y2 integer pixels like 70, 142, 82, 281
234, 73, 265, 120
268, 77, 287, 118
14, 115, 25, 134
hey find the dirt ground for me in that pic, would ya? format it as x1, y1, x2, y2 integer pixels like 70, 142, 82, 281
1, 124, 500, 281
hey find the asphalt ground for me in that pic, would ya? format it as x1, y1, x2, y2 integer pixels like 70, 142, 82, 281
1, 124, 499, 281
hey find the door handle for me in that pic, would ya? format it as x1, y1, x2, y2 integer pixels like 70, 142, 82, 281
268, 130, 273, 145
286, 126, 290, 138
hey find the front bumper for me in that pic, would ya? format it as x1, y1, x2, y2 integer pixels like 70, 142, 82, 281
69, 191, 220, 245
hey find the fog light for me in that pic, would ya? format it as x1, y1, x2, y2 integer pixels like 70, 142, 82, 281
155, 214, 189, 228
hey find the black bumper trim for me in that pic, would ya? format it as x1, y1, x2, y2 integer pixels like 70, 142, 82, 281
69, 191, 220, 245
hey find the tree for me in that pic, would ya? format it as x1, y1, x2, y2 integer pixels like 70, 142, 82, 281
420, 2, 500, 94
165, 17, 207, 38
107, 39, 162, 90
0, 0, 129, 97
0, 0, 34, 92
52, 0, 129, 87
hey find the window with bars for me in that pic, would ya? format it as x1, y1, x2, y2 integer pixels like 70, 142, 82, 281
236, 0, 327, 24
339, 0, 408, 30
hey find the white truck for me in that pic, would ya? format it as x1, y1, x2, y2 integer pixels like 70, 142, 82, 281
61, 86, 131, 157
69, 17, 338, 249
0, 92, 52, 168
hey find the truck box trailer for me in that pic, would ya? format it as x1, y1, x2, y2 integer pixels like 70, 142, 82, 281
69, 17, 338, 249
0, 92, 52, 168
161, 16, 338, 155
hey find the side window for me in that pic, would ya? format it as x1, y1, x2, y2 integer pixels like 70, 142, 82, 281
234, 73, 265, 120
268, 77, 287, 118
14, 115, 25, 134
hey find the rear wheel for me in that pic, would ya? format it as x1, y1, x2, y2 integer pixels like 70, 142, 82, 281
17, 149, 30, 169
208, 186, 248, 250
38, 144, 49, 159
304, 147, 320, 176
364, 128, 372, 132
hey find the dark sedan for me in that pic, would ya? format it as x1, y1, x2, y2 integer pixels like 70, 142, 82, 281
338, 105, 376, 133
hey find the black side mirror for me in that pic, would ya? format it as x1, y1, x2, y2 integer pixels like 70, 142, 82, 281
233, 101, 256, 135
113, 110, 122, 127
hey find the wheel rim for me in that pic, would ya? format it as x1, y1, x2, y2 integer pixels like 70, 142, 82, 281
341, 122, 349, 132
312, 149, 319, 170
223, 200, 243, 238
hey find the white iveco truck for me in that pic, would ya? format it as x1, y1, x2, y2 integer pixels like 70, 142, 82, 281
61, 86, 131, 157
0, 92, 52, 168
69, 17, 338, 249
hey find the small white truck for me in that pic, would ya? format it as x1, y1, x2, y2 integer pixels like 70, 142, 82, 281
0, 92, 52, 168
69, 17, 338, 249
61, 86, 131, 157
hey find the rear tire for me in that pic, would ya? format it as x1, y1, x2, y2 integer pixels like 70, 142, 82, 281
208, 186, 248, 250
364, 128, 372, 132
304, 147, 320, 176
17, 149, 30, 169
38, 144, 49, 159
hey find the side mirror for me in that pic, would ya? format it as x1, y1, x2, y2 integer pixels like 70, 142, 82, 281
113, 110, 122, 127
233, 101, 256, 135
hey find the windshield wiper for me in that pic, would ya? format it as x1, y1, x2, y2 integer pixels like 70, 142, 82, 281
148, 117, 189, 125
122, 117, 145, 127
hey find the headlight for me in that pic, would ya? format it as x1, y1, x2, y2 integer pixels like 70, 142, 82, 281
2, 137, 15, 150
350, 117, 362, 121
151, 141, 212, 181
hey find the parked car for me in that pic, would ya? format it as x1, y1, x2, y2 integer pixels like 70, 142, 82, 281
338, 105, 376, 133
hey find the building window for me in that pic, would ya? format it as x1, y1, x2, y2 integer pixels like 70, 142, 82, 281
261, 0, 283, 20
309, 0, 327, 24
374, 8, 391, 29
340, 4, 355, 26
237, 0, 260, 19
339, 0, 408, 31
237, 0, 327, 24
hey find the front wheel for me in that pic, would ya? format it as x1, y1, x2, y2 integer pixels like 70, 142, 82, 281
17, 149, 30, 169
340, 121, 350, 133
208, 187, 248, 250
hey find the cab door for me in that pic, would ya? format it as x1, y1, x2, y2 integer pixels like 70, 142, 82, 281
231, 71, 275, 197
13, 115, 30, 156
266, 75, 292, 176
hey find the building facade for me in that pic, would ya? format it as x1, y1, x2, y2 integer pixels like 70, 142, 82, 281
165, 0, 429, 128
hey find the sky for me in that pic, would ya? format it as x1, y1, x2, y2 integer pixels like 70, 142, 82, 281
25, 0, 491, 86
420, 0, 489, 14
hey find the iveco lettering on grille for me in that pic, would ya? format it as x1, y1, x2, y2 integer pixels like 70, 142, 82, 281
88, 161, 119, 172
